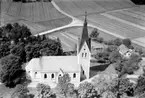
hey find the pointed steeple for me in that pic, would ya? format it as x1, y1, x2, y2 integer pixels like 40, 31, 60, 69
78, 12, 91, 53
81, 12, 89, 40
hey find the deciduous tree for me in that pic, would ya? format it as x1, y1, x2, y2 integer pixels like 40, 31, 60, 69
35, 83, 55, 98
78, 82, 100, 98
11, 84, 29, 98
122, 38, 132, 48
134, 75, 145, 96
90, 28, 99, 39
0, 54, 24, 87
56, 73, 71, 97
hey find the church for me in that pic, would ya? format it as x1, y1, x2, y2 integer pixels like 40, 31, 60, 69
25, 14, 91, 87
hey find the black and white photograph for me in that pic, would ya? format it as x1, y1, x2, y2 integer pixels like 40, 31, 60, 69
0, 0, 145, 98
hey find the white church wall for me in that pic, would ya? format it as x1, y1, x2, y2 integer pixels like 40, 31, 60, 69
70, 72, 80, 87
41, 72, 52, 83
78, 42, 91, 79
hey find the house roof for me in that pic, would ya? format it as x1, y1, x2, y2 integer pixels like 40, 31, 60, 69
79, 12, 91, 53
118, 44, 129, 54
26, 56, 80, 72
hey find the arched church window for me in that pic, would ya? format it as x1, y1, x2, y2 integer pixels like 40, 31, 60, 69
51, 73, 54, 79
85, 53, 87, 57
44, 74, 47, 79
73, 73, 76, 78
83, 71, 85, 75
82, 53, 84, 57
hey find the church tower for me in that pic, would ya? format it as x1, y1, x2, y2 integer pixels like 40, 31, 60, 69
78, 12, 91, 79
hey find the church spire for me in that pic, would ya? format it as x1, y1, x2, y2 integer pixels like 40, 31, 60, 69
82, 12, 88, 39
78, 12, 91, 53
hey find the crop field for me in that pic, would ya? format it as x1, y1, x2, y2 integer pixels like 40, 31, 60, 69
1, 0, 145, 49
53, 0, 135, 17
0, 1, 72, 34
107, 10, 145, 27
47, 27, 116, 51
76, 7, 145, 48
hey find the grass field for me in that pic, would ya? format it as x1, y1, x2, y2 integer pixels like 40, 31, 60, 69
0, 1, 72, 34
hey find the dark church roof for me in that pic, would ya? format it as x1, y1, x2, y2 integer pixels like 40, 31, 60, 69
79, 12, 91, 53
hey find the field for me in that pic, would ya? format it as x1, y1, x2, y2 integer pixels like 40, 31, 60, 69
52, 0, 145, 48
1, 0, 145, 48
46, 4, 145, 51
0, 1, 72, 34
53, 0, 135, 17
47, 26, 116, 51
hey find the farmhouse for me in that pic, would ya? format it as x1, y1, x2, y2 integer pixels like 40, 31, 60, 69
118, 44, 133, 58
26, 15, 91, 87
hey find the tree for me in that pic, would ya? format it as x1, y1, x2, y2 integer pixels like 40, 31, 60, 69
5, 23, 13, 32
25, 37, 63, 62
130, 53, 142, 63
78, 82, 100, 98
65, 83, 78, 98
10, 44, 26, 63
122, 38, 132, 48
135, 47, 143, 55
56, 73, 71, 97
113, 38, 122, 46
109, 50, 122, 63
104, 38, 122, 46
106, 45, 118, 53
0, 42, 10, 59
134, 75, 145, 96
3, 23, 31, 44
0, 27, 3, 38
20, 25, 31, 39
11, 84, 29, 98
35, 83, 55, 98
91, 74, 116, 95
115, 53, 142, 75
25, 43, 41, 62
0, 54, 24, 87
107, 78, 134, 98
101, 91, 116, 98
56, 38, 63, 55
90, 28, 99, 39
114, 53, 142, 98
